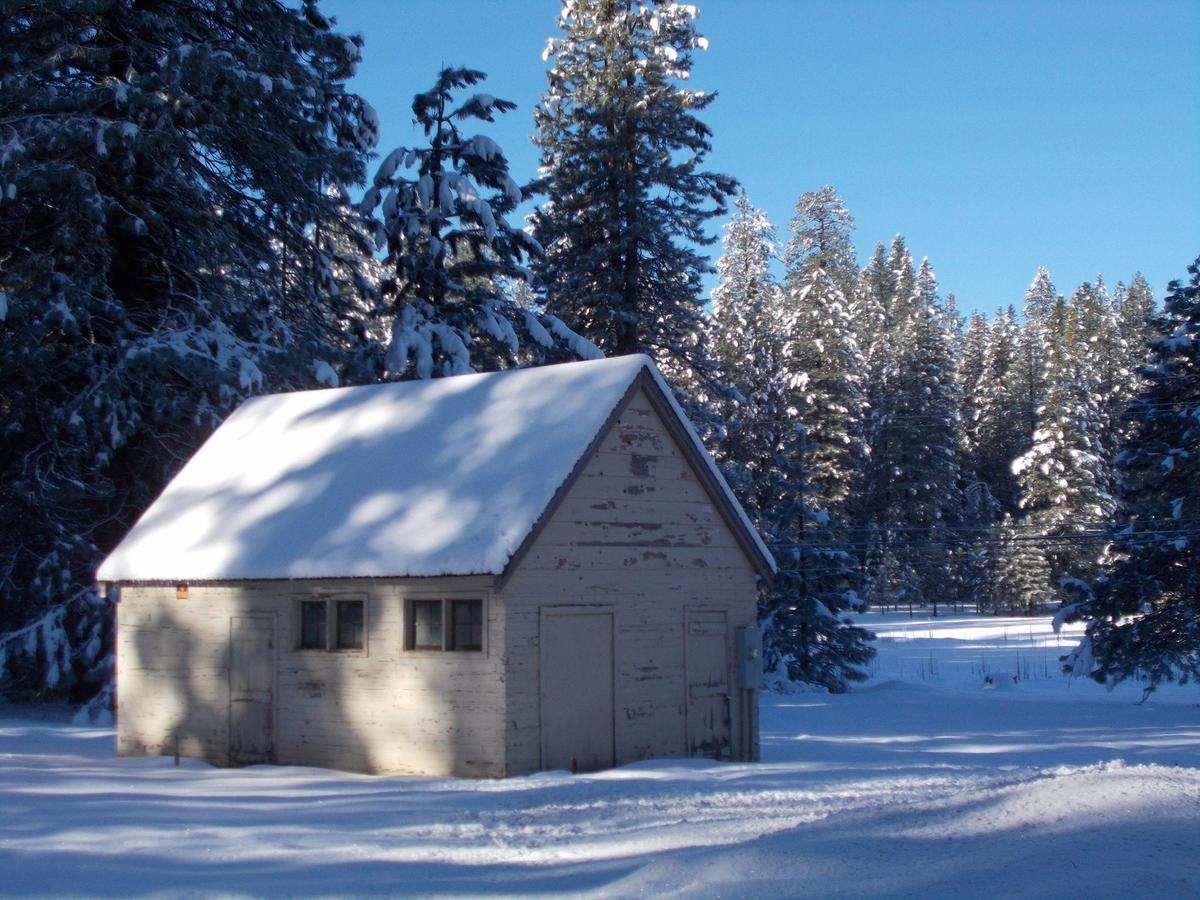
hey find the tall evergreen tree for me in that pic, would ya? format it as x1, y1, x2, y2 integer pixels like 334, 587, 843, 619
887, 237, 917, 322
973, 309, 1025, 513
0, 0, 379, 697
851, 242, 891, 402
959, 312, 991, 462
361, 67, 599, 378
765, 432, 876, 693
1014, 267, 1058, 442
992, 516, 1055, 616
866, 259, 965, 609
710, 194, 779, 383
531, 0, 736, 381
1059, 257, 1200, 692
780, 266, 869, 523
1012, 297, 1113, 585
1024, 265, 1059, 325
941, 291, 964, 358
781, 188, 868, 523
784, 186, 858, 300
1068, 278, 1131, 467
708, 197, 873, 691
708, 193, 783, 511
863, 235, 916, 416
858, 236, 913, 501
1116, 272, 1157, 366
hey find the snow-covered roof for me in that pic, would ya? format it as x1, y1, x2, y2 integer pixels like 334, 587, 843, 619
98, 354, 774, 582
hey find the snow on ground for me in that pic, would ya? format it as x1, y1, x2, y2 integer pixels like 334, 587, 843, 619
1, 613, 1198, 897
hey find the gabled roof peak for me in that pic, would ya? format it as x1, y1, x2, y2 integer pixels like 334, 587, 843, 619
98, 354, 773, 582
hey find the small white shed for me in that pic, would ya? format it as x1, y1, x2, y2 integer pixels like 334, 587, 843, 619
98, 354, 775, 776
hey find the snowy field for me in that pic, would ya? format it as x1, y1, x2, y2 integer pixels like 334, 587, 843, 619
2, 612, 1198, 898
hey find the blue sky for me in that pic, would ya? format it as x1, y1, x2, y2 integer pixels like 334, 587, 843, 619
323, 0, 1199, 315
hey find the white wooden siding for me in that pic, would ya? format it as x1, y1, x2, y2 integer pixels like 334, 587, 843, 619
117, 575, 505, 776
500, 387, 759, 774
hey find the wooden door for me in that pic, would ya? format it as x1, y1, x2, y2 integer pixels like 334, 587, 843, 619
229, 615, 275, 764
539, 608, 614, 772
685, 608, 731, 759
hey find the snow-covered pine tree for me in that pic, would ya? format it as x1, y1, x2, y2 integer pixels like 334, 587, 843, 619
1013, 267, 1059, 443
707, 196, 873, 692
866, 259, 965, 611
531, 0, 736, 383
1116, 272, 1157, 367
784, 186, 859, 301
941, 291, 964, 359
781, 189, 868, 524
1111, 273, 1159, 445
960, 479, 1002, 613
779, 265, 869, 523
765, 427, 876, 693
862, 236, 916, 421
361, 68, 600, 378
991, 515, 1055, 616
708, 192, 784, 513
887, 236, 918, 324
957, 311, 1007, 608
1024, 266, 1059, 325
1058, 257, 1200, 692
959, 312, 991, 462
851, 242, 892, 378
1068, 278, 1131, 469
0, 0, 379, 702
313, 183, 386, 373
972, 308, 1026, 514
1012, 296, 1113, 586
856, 237, 911, 543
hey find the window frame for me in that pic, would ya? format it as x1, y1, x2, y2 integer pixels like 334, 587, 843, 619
403, 595, 487, 656
298, 599, 328, 650
294, 594, 369, 654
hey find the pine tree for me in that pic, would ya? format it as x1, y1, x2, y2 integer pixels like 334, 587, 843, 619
708, 193, 783, 513
1024, 266, 1059, 325
765, 438, 876, 693
973, 309, 1025, 514
941, 291, 964, 358
867, 259, 965, 610
857, 236, 910, 536
531, 0, 736, 381
710, 194, 779, 383
708, 197, 873, 691
1116, 272, 1157, 366
992, 516, 1055, 615
361, 67, 599, 378
852, 242, 892, 378
1012, 297, 1113, 585
959, 312, 991, 461
781, 189, 868, 523
780, 269, 869, 522
887, 237, 917, 323
1112, 272, 1158, 444
784, 186, 859, 300
1059, 257, 1200, 692
0, 0, 379, 699
862, 236, 916, 421
1014, 267, 1058, 443
1068, 278, 1131, 467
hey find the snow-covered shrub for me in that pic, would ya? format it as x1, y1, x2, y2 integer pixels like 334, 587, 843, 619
0, 589, 113, 707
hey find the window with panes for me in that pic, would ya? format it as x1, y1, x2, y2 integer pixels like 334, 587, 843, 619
405, 598, 484, 652
298, 597, 366, 651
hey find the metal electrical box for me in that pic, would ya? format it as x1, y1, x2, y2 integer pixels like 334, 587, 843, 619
734, 625, 763, 690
